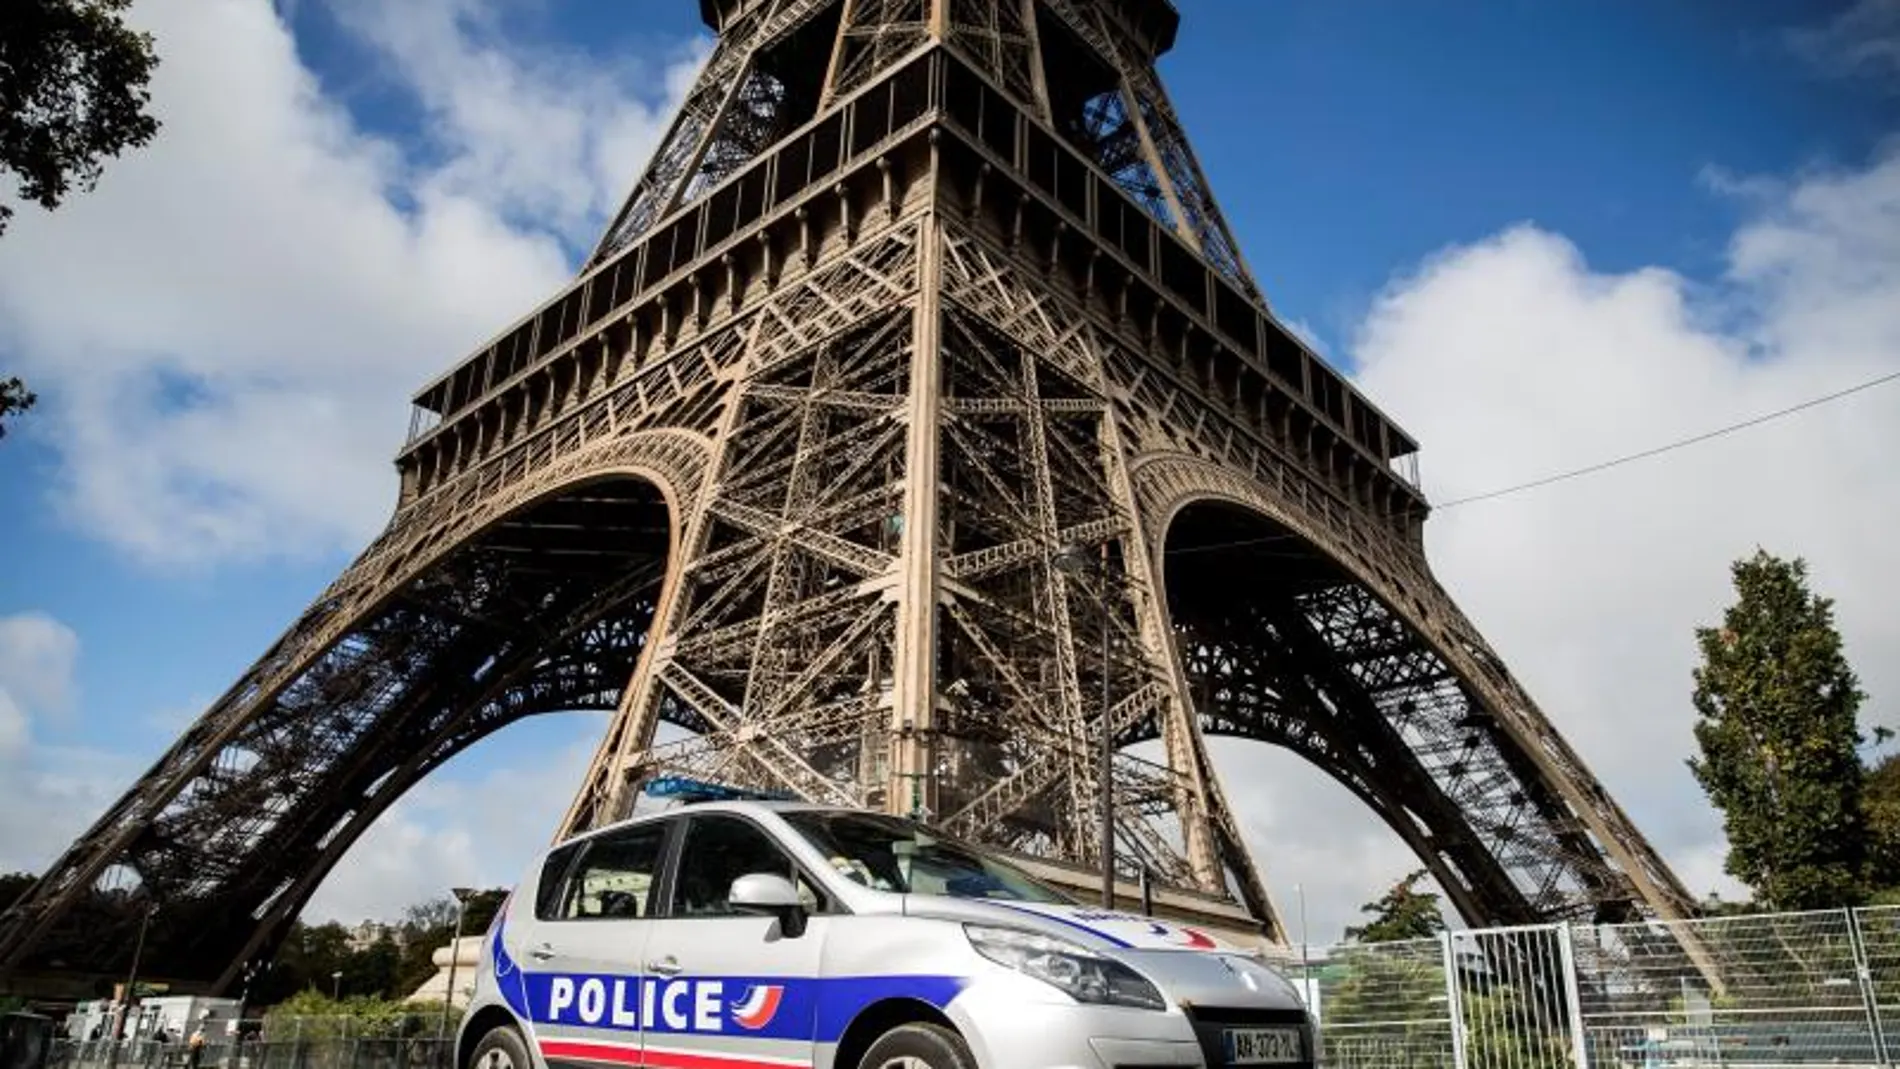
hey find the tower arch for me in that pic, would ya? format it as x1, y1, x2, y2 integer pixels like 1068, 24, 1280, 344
1133, 451, 1697, 928
0, 431, 712, 992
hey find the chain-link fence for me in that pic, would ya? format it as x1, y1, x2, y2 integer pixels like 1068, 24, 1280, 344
1269, 905, 1900, 1067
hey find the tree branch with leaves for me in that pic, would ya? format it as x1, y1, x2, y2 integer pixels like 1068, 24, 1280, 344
0, 377, 37, 439
2, 0, 164, 443
1, 0, 161, 236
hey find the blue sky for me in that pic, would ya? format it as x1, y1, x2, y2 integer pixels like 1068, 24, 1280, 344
1, 0, 1897, 942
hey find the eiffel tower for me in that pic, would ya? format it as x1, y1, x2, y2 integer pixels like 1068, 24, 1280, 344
0, 0, 1702, 996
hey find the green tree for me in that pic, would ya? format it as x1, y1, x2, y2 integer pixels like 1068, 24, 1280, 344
1686, 549, 1869, 910
0, 377, 35, 439
393, 934, 441, 998
1345, 870, 1448, 943
271, 921, 354, 998
1865, 753, 1900, 895
461, 889, 507, 934
342, 933, 402, 999
0, 871, 35, 910
393, 889, 508, 996
401, 898, 459, 933
261, 990, 455, 1040
1, 0, 161, 237
1462, 984, 1571, 1069
0, 0, 160, 438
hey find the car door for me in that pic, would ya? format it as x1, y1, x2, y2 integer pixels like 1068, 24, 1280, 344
638, 812, 833, 1069
516, 819, 673, 1069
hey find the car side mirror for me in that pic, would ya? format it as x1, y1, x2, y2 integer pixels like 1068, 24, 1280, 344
728, 873, 808, 938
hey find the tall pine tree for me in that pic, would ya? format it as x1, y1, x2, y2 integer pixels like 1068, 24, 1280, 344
1687, 549, 1867, 910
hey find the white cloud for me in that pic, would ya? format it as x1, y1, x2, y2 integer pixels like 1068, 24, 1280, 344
322, 0, 711, 248
0, 612, 81, 759
302, 713, 663, 926
1202, 739, 1437, 944
1283, 317, 1331, 359
0, 0, 702, 568
0, 745, 143, 874
1787, 0, 1900, 89
0, 694, 26, 761
297, 739, 583, 927
1231, 141, 1900, 939
0, 618, 141, 877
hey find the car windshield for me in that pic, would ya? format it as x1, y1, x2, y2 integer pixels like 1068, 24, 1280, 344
781, 810, 1073, 904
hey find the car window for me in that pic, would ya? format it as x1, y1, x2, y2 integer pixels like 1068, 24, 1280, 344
557, 822, 667, 920
535, 841, 584, 920
781, 809, 1072, 903
668, 814, 825, 917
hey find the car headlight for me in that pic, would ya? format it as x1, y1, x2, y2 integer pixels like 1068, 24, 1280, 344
963, 924, 1167, 1010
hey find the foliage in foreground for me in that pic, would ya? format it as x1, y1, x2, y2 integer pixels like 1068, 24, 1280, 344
0, 377, 36, 439
0, 0, 161, 237
259, 990, 459, 1040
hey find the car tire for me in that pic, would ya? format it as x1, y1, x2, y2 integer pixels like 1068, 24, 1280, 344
466, 1023, 532, 1069
857, 1022, 977, 1069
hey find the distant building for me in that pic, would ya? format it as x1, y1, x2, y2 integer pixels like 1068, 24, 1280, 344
344, 920, 403, 953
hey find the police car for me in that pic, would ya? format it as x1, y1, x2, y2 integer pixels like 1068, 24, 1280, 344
458, 785, 1315, 1069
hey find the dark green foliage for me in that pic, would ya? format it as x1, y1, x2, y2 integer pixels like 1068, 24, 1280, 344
346, 934, 402, 999
1687, 549, 1869, 910
260, 990, 458, 1038
243, 887, 505, 1007
249, 922, 352, 1005
391, 890, 507, 996
1864, 754, 1900, 894
461, 890, 507, 934
0, 0, 160, 236
0, 872, 34, 910
1462, 984, 1572, 1069
0, 377, 35, 439
1345, 870, 1448, 943
1319, 947, 1450, 1068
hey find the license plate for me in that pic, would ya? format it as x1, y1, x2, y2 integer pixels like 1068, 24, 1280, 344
1223, 1026, 1304, 1065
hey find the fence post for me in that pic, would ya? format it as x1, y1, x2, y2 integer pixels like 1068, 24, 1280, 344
1849, 907, 1891, 1067
1441, 930, 1469, 1069
1555, 921, 1591, 1069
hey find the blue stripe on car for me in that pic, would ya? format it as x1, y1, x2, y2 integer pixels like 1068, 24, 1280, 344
980, 903, 1135, 948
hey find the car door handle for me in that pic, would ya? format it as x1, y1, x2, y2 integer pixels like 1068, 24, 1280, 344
646, 957, 682, 977
527, 944, 555, 961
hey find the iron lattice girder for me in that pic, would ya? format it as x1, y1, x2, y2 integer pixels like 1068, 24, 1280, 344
0, 485, 672, 986
556, 215, 1248, 917
1, 2, 1703, 995
407, 48, 1421, 538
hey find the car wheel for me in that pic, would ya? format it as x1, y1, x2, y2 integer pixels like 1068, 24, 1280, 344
857, 1022, 977, 1069
466, 1024, 532, 1069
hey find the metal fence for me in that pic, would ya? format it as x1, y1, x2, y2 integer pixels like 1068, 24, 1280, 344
44, 1037, 453, 1069
37, 908, 1900, 1069
1267, 905, 1900, 1068
44, 1017, 457, 1069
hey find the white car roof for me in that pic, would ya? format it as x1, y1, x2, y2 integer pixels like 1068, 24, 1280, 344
555, 797, 849, 847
